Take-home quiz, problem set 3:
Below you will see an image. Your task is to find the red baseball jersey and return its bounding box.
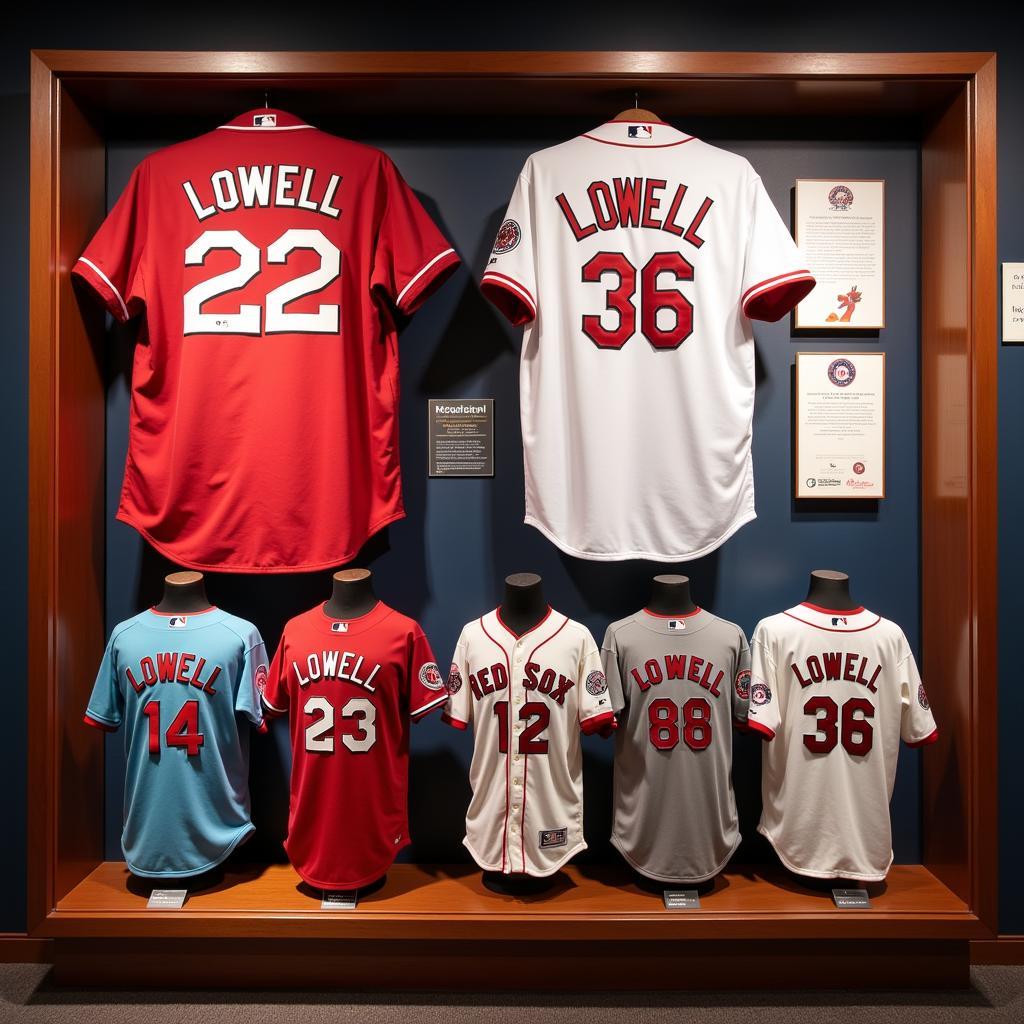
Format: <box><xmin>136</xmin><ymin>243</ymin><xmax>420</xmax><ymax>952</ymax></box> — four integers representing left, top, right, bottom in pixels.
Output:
<box><xmin>261</xmin><ymin>600</ymin><xmax>446</xmax><ymax>889</ymax></box>
<box><xmin>73</xmin><ymin>109</ymin><xmax>459</xmax><ymax>573</ymax></box>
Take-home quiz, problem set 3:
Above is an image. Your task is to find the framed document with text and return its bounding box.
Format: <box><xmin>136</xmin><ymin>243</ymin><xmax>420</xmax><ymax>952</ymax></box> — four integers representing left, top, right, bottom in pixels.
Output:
<box><xmin>795</xmin><ymin>352</ymin><xmax>885</xmax><ymax>499</ymax></box>
<box><xmin>794</xmin><ymin>179</ymin><xmax>885</xmax><ymax>330</ymax></box>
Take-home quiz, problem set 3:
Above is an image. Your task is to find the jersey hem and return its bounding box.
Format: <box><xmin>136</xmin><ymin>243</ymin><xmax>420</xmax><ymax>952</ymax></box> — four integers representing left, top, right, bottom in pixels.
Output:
<box><xmin>757</xmin><ymin>823</ymin><xmax>891</xmax><ymax>883</ymax></box>
<box><xmin>522</xmin><ymin>508</ymin><xmax>756</xmax><ymax>562</ymax></box>
<box><xmin>115</xmin><ymin>507</ymin><xmax>407</xmax><ymax>574</ymax></box>
<box><xmin>123</xmin><ymin>821</ymin><xmax>255</xmax><ymax>879</ymax></box>
<box><xmin>611</xmin><ymin>831</ymin><xmax>740</xmax><ymax>884</ymax></box>
<box><xmin>462</xmin><ymin>836</ymin><xmax>587</xmax><ymax>877</ymax></box>
<box><xmin>289</xmin><ymin>837</ymin><xmax>411</xmax><ymax>891</ymax></box>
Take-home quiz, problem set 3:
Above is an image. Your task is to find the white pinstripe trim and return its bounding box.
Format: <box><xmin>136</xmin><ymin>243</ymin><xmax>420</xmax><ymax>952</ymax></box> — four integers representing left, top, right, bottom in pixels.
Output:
<box><xmin>76</xmin><ymin>257</ymin><xmax>129</xmax><ymax>320</ymax></box>
<box><xmin>481</xmin><ymin>272</ymin><xmax>536</xmax><ymax>317</ymax></box>
<box><xmin>396</xmin><ymin>248</ymin><xmax>456</xmax><ymax>308</ymax></box>
<box><xmin>742</xmin><ymin>270</ymin><xmax>815</xmax><ymax>307</ymax></box>
<box><xmin>410</xmin><ymin>692</ymin><xmax>448</xmax><ymax>718</ymax></box>
<box><xmin>261</xmin><ymin>693</ymin><xmax>288</xmax><ymax>714</ymax></box>
<box><xmin>217</xmin><ymin>124</ymin><xmax>314</xmax><ymax>132</ymax></box>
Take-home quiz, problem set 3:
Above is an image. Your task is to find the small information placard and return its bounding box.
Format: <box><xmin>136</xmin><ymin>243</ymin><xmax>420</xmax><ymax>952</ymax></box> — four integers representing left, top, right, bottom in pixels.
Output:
<box><xmin>321</xmin><ymin>891</ymin><xmax>358</xmax><ymax>911</ymax></box>
<box><xmin>662</xmin><ymin>889</ymin><xmax>701</xmax><ymax>910</ymax></box>
<box><xmin>147</xmin><ymin>889</ymin><xmax>187</xmax><ymax>910</ymax></box>
<box><xmin>832</xmin><ymin>888</ymin><xmax>872</xmax><ymax>909</ymax></box>
<box><xmin>1002</xmin><ymin>263</ymin><xmax>1024</xmax><ymax>343</ymax></box>
<box><xmin>428</xmin><ymin>399</ymin><xmax>495</xmax><ymax>478</ymax></box>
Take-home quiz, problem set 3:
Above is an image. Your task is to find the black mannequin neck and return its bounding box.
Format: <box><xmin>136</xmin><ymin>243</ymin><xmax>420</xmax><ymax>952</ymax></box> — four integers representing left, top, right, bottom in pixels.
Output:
<box><xmin>804</xmin><ymin>570</ymin><xmax>860</xmax><ymax>611</ymax></box>
<box><xmin>500</xmin><ymin>573</ymin><xmax>548</xmax><ymax>635</ymax></box>
<box><xmin>153</xmin><ymin>571</ymin><xmax>212</xmax><ymax>614</ymax></box>
<box><xmin>646</xmin><ymin>574</ymin><xmax>698</xmax><ymax>616</ymax></box>
<box><xmin>325</xmin><ymin>569</ymin><xmax>378</xmax><ymax>619</ymax></box>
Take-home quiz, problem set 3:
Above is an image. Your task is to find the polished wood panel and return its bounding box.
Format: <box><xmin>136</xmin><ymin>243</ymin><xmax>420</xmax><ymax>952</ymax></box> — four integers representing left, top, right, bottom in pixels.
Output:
<box><xmin>50</xmin><ymin>936</ymin><xmax>969</xmax><ymax>990</ymax></box>
<box><xmin>43</xmin><ymin>862</ymin><xmax>980</xmax><ymax>941</ymax></box>
<box><xmin>0</xmin><ymin>934</ymin><xmax>53</xmax><ymax>963</ymax></box>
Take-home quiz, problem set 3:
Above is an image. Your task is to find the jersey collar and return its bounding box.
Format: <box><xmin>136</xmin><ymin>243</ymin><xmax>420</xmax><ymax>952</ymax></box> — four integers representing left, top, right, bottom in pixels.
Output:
<box><xmin>582</xmin><ymin>121</ymin><xmax>694</xmax><ymax>148</ymax></box>
<box><xmin>635</xmin><ymin>606</ymin><xmax>714</xmax><ymax>636</ymax></box>
<box><xmin>218</xmin><ymin>108</ymin><xmax>314</xmax><ymax>132</ymax></box>
<box><xmin>315</xmin><ymin>600</ymin><xmax>391</xmax><ymax>636</ymax></box>
<box><xmin>783</xmin><ymin>603</ymin><xmax>882</xmax><ymax>632</ymax></box>
<box><xmin>481</xmin><ymin>606</ymin><xmax>569</xmax><ymax>654</ymax></box>
<box><xmin>143</xmin><ymin>607</ymin><xmax>224</xmax><ymax>630</ymax></box>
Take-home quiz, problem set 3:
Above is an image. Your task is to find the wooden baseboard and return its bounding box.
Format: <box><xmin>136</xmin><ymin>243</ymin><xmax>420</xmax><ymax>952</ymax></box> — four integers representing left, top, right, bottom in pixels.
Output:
<box><xmin>971</xmin><ymin>937</ymin><xmax>1024</xmax><ymax>964</ymax></box>
<box><xmin>0</xmin><ymin>934</ymin><xmax>53</xmax><ymax>963</ymax></box>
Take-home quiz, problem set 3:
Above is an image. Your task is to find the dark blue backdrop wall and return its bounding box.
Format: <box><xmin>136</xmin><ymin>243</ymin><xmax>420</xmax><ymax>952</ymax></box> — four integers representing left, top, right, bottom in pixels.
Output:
<box><xmin>3</xmin><ymin>4</ymin><xmax>1019</xmax><ymax>936</ymax></box>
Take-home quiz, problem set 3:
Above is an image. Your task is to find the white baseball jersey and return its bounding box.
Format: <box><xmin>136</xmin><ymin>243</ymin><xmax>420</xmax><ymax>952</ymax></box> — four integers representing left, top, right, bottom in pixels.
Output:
<box><xmin>748</xmin><ymin>603</ymin><xmax>938</xmax><ymax>881</ymax></box>
<box><xmin>443</xmin><ymin>607</ymin><xmax>613</xmax><ymax>876</ymax></box>
<box><xmin>602</xmin><ymin>608</ymin><xmax>750</xmax><ymax>883</ymax></box>
<box><xmin>481</xmin><ymin>122</ymin><xmax>815</xmax><ymax>561</ymax></box>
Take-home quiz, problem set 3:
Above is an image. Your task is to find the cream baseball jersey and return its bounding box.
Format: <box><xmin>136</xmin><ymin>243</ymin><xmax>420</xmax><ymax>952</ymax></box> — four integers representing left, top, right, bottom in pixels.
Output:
<box><xmin>261</xmin><ymin>601</ymin><xmax>446</xmax><ymax>890</ymax></box>
<box><xmin>748</xmin><ymin>603</ymin><xmax>938</xmax><ymax>881</ymax></box>
<box><xmin>481</xmin><ymin>122</ymin><xmax>815</xmax><ymax>561</ymax></box>
<box><xmin>443</xmin><ymin>608</ymin><xmax>613</xmax><ymax>876</ymax></box>
<box><xmin>84</xmin><ymin>607</ymin><xmax>267</xmax><ymax>878</ymax></box>
<box><xmin>73</xmin><ymin>109</ymin><xmax>459</xmax><ymax>573</ymax></box>
<box><xmin>602</xmin><ymin>608</ymin><xmax>750</xmax><ymax>883</ymax></box>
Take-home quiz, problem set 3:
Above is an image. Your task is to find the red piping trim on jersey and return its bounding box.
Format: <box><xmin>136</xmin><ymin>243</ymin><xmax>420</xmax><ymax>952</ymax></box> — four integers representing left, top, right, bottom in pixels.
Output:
<box><xmin>480</xmin><ymin>614</ymin><xmax>514</xmax><ymax>873</ymax></box>
<box><xmin>148</xmin><ymin>605</ymin><xmax>218</xmax><ymax>617</ymax></box>
<box><xmin>481</xmin><ymin>272</ymin><xmax>537</xmax><ymax>318</ymax></box>
<box><xmin>747</xmin><ymin>719</ymin><xmax>775</xmax><ymax>740</ymax></box>
<box><xmin>581</xmin><ymin>133</ymin><xmax>695</xmax><ymax>149</ymax></box>
<box><xmin>800</xmin><ymin>601</ymin><xmax>866</xmax><ymax>615</ymax></box>
<box><xmin>580</xmin><ymin>709</ymin><xmax>615</xmax><ymax>735</ymax></box>
<box><xmin>396</xmin><ymin>248</ymin><xmax>460</xmax><ymax>313</ymax></box>
<box><xmin>83</xmin><ymin>714</ymin><xmax>117</xmax><ymax>733</ymax></box>
<box><xmin>741</xmin><ymin>269</ymin><xmax>815</xmax><ymax>306</ymax></box>
<box><xmin>442</xmin><ymin>711</ymin><xmax>468</xmax><ymax>731</ymax></box>
<box><xmin>906</xmin><ymin>728</ymin><xmax>939</xmax><ymax>748</ymax></box>
<box><xmin>496</xmin><ymin>605</ymin><xmax>553</xmax><ymax>641</ymax></box>
<box><xmin>411</xmin><ymin>692</ymin><xmax>448</xmax><ymax>720</ymax></box>
<box><xmin>642</xmin><ymin>607</ymin><xmax>703</xmax><ymax>619</ymax></box>
<box><xmin>256</xmin><ymin>720</ymin><xmax>269</xmax><ymax>734</ymax></box>
<box><xmin>783</xmin><ymin>610</ymin><xmax>882</xmax><ymax>633</ymax></box>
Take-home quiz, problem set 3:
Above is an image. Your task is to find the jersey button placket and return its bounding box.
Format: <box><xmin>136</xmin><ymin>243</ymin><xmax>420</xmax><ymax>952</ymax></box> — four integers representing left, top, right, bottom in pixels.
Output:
<box><xmin>510</xmin><ymin>640</ymin><xmax>525</xmax><ymax>869</ymax></box>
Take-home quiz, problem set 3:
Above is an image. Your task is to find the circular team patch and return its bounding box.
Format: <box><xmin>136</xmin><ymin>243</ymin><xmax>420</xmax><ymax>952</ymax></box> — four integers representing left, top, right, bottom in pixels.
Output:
<box><xmin>254</xmin><ymin>664</ymin><xmax>268</xmax><ymax>697</ymax></box>
<box><xmin>419</xmin><ymin>662</ymin><xmax>445</xmax><ymax>692</ymax></box>
<box><xmin>446</xmin><ymin>663</ymin><xmax>463</xmax><ymax>695</ymax></box>
<box><xmin>585</xmin><ymin>670</ymin><xmax>608</xmax><ymax>696</ymax></box>
<box><xmin>750</xmin><ymin>681</ymin><xmax>772</xmax><ymax>707</ymax></box>
<box><xmin>853</xmin><ymin>461</ymin><xmax>866</xmax><ymax>475</ymax></box>
<box><xmin>918</xmin><ymin>683</ymin><xmax>930</xmax><ymax>710</ymax></box>
<box><xmin>735</xmin><ymin>669</ymin><xmax>751</xmax><ymax>700</ymax></box>
<box><xmin>828</xmin><ymin>357</ymin><xmax>856</xmax><ymax>387</ymax></box>
<box><xmin>492</xmin><ymin>219</ymin><xmax>522</xmax><ymax>254</ymax></box>
<box><xmin>828</xmin><ymin>183</ymin><xmax>855</xmax><ymax>209</ymax></box>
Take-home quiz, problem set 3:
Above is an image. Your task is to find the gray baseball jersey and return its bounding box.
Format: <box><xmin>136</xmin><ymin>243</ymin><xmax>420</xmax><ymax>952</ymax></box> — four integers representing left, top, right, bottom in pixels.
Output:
<box><xmin>602</xmin><ymin>608</ymin><xmax>750</xmax><ymax>883</ymax></box>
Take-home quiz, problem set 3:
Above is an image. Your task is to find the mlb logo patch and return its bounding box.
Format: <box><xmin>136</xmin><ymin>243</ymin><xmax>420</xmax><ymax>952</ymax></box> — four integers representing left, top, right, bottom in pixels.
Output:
<box><xmin>253</xmin><ymin>114</ymin><xmax>277</xmax><ymax>127</ymax></box>
<box><xmin>667</xmin><ymin>619</ymin><xmax>685</xmax><ymax>631</ymax></box>
<box><xmin>831</xmin><ymin>617</ymin><xmax>848</xmax><ymax>627</ymax></box>
<box><xmin>168</xmin><ymin>616</ymin><xmax>187</xmax><ymax>628</ymax></box>
<box><xmin>331</xmin><ymin>622</ymin><xmax>349</xmax><ymax>633</ymax></box>
<box><xmin>628</xmin><ymin>124</ymin><xmax>653</xmax><ymax>139</ymax></box>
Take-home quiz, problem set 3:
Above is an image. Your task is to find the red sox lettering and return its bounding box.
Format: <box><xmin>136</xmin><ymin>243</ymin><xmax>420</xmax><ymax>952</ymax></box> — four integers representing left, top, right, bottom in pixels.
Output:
<box><xmin>556</xmin><ymin>178</ymin><xmax>713</xmax><ymax>246</ymax></box>
<box><xmin>182</xmin><ymin>165</ymin><xmax>342</xmax><ymax>221</ymax></box>
<box><xmin>629</xmin><ymin>653</ymin><xmax>724</xmax><ymax>698</ymax></box>
<box><xmin>790</xmin><ymin>652</ymin><xmax>882</xmax><ymax>693</ymax></box>
<box><xmin>124</xmin><ymin>651</ymin><xmax>221</xmax><ymax>696</ymax></box>
<box><xmin>292</xmin><ymin>650</ymin><xmax>381</xmax><ymax>693</ymax></box>
<box><xmin>468</xmin><ymin>661</ymin><xmax>576</xmax><ymax>707</ymax></box>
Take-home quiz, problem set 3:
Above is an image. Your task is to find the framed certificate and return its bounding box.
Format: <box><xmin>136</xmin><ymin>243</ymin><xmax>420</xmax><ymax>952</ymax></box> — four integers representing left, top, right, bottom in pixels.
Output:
<box><xmin>794</xmin><ymin>179</ymin><xmax>885</xmax><ymax>330</ymax></box>
<box><xmin>795</xmin><ymin>352</ymin><xmax>885</xmax><ymax>499</ymax></box>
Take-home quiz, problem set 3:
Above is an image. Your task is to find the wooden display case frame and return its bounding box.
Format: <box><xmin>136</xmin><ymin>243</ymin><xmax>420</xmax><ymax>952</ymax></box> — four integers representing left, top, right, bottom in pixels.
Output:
<box><xmin>27</xmin><ymin>50</ymin><xmax>998</xmax><ymax>989</ymax></box>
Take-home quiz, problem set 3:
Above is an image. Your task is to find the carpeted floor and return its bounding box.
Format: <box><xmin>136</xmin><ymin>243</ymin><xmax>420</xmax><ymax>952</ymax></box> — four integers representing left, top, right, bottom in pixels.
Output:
<box><xmin>3</xmin><ymin>964</ymin><xmax>1024</xmax><ymax>1023</ymax></box>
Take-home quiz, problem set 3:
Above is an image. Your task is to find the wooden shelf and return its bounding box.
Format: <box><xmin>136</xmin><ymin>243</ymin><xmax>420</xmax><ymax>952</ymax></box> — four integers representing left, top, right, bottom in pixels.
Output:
<box><xmin>45</xmin><ymin>861</ymin><xmax>982</xmax><ymax>940</ymax></box>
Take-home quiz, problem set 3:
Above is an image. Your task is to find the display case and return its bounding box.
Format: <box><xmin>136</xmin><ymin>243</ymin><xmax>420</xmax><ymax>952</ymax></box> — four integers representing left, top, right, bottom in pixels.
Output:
<box><xmin>28</xmin><ymin>49</ymin><xmax>998</xmax><ymax>989</ymax></box>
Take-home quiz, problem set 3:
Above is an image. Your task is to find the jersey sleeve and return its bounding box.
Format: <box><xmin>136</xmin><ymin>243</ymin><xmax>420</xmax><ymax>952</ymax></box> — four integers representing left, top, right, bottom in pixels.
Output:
<box><xmin>480</xmin><ymin>169</ymin><xmax>537</xmax><ymax>326</ymax></box>
<box><xmin>747</xmin><ymin>622</ymin><xmax>780</xmax><ymax>740</ymax></box>
<box><xmin>371</xmin><ymin>155</ymin><xmax>460</xmax><ymax>316</ymax></box>
<box><xmin>71</xmin><ymin>160</ymin><xmax>150</xmax><ymax>323</ymax></box>
<box><xmin>442</xmin><ymin>629</ymin><xmax>472</xmax><ymax>731</ymax></box>
<box><xmin>740</xmin><ymin>172</ymin><xmax>815</xmax><ymax>323</ymax></box>
<box><xmin>84</xmin><ymin>633</ymin><xmax>124</xmax><ymax>732</ymax></box>
<box><xmin>601</xmin><ymin>626</ymin><xmax>627</xmax><ymax>717</ymax></box>
<box><xmin>409</xmin><ymin>627</ymin><xmax>447</xmax><ymax>721</ymax></box>
<box><xmin>733</xmin><ymin>633</ymin><xmax>752</xmax><ymax>730</ymax></box>
<box><xmin>579</xmin><ymin>636</ymin><xmax>615</xmax><ymax>736</ymax></box>
<box><xmin>237</xmin><ymin>632</ymin><xmax>269</xmax><ymax>733</ymax></box>
<box><xmin>898</xmin><ymin>640</ymin><xmax>939</xmax><ymax>747</ymax></box>
<box><xmin>261</xmin><ymin>633</ymin><xmax>291</xmax><ymax>719</ymax></box>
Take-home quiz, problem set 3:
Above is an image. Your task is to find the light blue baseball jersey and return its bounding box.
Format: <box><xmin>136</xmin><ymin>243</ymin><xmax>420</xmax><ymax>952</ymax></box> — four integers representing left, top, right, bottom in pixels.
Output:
<box><xmin>84</xmin><ymin>607</ymin><xmax>268</xmax><ymax>878</ymax></box>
